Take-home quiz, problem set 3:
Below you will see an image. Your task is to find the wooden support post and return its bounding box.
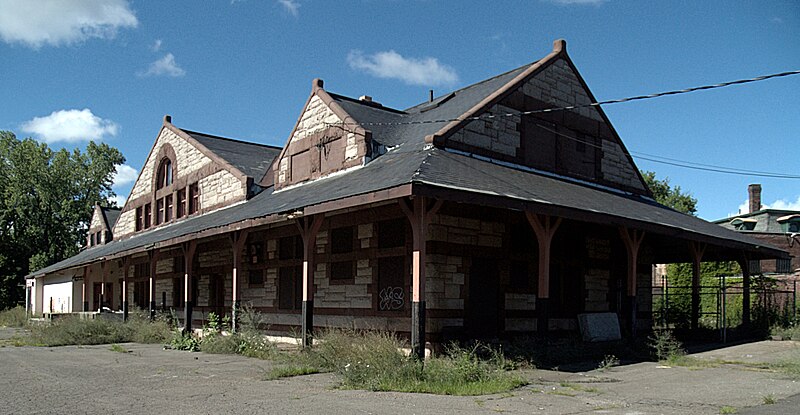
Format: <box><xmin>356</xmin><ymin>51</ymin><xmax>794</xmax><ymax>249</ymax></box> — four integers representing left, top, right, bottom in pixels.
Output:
<box><xmin>526</xmin><ymin>212</ymin><xmax>561</xmax><ymax>336</ymax></box>
<box><xmin>82</xmin><ymin>266</ymin><xmax>89</xmax><ymax>312</ymax></box>
<box><xmin>230</xmin><ymin>230</ymin><xmax>249</xmax><ymax>333</ymax></box>
<box><xmin>100</xmin><ymin>261</ymin><xmax>107</xmax><ymax>312</ymax></box>
<box><xmin>619</xmin><ymin>227</ymin><xmax>646</xmax><ymax>337</ymax></box>
<box><xmin>736</xmin><ymin>253</ymin><xmax>751</xmax><ymax>329</ymax></box>
<box><xmin>148</xmin><ymin>249</ymin><xmax>160</xmax><ymax>320</ymax></box>
<box><xmin>400</xmin><ymin>196</ymin><xmax>442</xmax><ymax>360</ymax></box>
<box><xmin>182</xmin><ymin>241</ymin><xmax>197</xmax><ymax>332</ymax></box>
<box><xmin>297</xmin><ymin>215</ymin><xmax>324</xmax><ymax>348</ymax></box>
<box><xmin>122</xmin><ymin>257</ymin><xmax>130</xmax><ymax>322</ymax></box>
<box><xmin>688</xmin><ymin>241</ymin><xmax>706</xmax><ymax>331</ymax></box>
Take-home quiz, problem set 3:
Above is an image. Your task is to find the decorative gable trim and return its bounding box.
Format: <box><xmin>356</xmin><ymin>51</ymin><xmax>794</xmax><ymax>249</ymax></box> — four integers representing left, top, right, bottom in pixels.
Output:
<box><xmin>425</xmin><ymin>39</ymin><xmax>652</xmax><ymax>197</ymax></box>
<box><xmin>272</xmin><ymin>79</ymin><xmax>372</xmax><ymax>190</ymax></box>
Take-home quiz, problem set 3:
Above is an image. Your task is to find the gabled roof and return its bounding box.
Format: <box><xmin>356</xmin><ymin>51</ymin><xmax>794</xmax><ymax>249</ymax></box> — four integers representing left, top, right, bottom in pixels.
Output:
<box><xmin>28</xmin><ymin>39</ymin><xmax>789</xmax><ymax>278</ymax></box>
<box><xmin>101</xmin><ymin>206</ymin><xmax>122</xmax><ymax>230</ymax></box>
<box><xmin>328</xmin><ymin>64</ymin><xmax>530</xmax><ymax>148</ymax></box>
<box><xmin>181</xmin><ymin>129</ymin><xmax>282</xmax><ymax>181</ymax></box>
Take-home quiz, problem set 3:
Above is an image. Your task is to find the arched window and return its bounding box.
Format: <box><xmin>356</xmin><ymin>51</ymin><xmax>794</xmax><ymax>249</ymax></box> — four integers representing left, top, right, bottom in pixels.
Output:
<box><xmin>156</xmin><ymin>158</ymin><xmax>173</xmax><ymax>189</ymax></box>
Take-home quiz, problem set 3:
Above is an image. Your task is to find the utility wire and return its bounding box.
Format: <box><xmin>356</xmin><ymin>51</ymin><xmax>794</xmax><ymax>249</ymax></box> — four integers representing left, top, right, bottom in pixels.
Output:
<box><xmin>325</xmin><ymin>68</ymin><xmax>800</xmax><ymax>178</ymax></box>
<box><xmin>328</xmin><ymin>69</ymin><xmax>800</xmax><ymax>127</ymax></box>
<box><xmin>534</xmin><ymin>123</ymin><xmax>800</xmax><ymax>179</ymax></box>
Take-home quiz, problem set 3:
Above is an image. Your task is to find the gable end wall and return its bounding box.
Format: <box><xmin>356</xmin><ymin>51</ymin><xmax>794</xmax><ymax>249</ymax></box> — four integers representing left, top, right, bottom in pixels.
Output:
<box><xmin>447</xmin><ymin>58</ymin><xmax>645</xmax><ymax>193</ymax></box>
<box><xmin>114</xmin><ymin>127</ymin><xmax>246</xmax><ymax>238</ymax></box>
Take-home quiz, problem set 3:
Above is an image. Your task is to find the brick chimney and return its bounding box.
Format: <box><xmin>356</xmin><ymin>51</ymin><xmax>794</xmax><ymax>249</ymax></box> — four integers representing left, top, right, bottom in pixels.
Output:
<box><xmin>748</xmin><ymin>184</ymin><xmax>762</xmax><ymax>213</ymax></box>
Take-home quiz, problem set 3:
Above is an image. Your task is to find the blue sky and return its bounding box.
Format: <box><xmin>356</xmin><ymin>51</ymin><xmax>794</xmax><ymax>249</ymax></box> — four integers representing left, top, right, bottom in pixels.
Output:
<box><xmin>0</xmin><ymin>0</ymin><xmax>798</xmax><ymax>220</ymax></box>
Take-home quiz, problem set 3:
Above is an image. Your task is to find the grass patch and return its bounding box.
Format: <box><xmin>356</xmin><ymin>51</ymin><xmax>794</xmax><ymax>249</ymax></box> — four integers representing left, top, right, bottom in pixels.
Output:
<box><xmin>285</xmin><ymin>329</ymin><xmax>526</xmax><ymax>395</ymax></box>
<box><xmin>23</xmin><ymin>313</ymin><xmax>172</xmax><ymax>347</ymax></box>
<box><xmin>762</xmin><ymin>394</ymin><xmax>776</xmax><ymax>405</ymax></box>
<box><xmin>109</xmin><ymin>344</ymin><xmax>129</xmax><ymax>353</ymax></box>
<box><xmin>719</xmin><ymin>405</ymin><xmax>737</xmax><ymax>414</ymax></box>
<box><xmin>771</xmin><ymin>323</ymin><xmax>800</xmax><ymax>341</ymax></box>
<box><xmin>559</xmin><ymin>382</ymin><xmax>600</xmax><ymax>394</ymax></box>
<box><xmin>265</xmin><ymin>365</ymin><xmax>321</xmax><ymax>380</ymax></box>
<box><xmin>0</xmin><ymin>307</ymin><xmax>27</xmax><ymax>327</ymax></box>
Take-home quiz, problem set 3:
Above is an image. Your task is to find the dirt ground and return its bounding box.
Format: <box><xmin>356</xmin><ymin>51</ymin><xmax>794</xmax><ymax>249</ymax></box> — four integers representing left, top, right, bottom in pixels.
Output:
<box><xmin>1</xmin><ymin>328</ymin><xmax>798</xmax><ymax>414</ymax></box>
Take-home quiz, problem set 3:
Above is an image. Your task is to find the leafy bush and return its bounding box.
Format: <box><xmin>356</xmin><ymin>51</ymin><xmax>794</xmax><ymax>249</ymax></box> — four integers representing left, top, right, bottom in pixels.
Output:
<box><xmin>169</xmin><ymin>331</ymin><xmax>200</xmax><ymax>351</ymax></box>
<box><xmin>648</xmin><ymin>329</ymin><xmax>685</xmax><ymax>362</ymax></box>
<box><xmin>771</xmin><ymin>323</ymin><xmax>800</xmax><ymax>341</ymax></box>
<box><xmin>200</xmin><ymin>332</ymin><xmax>239</xmax><ymax>354</ymax></box>
<box><xmin>0</xmin><ymin>306</ymin><xmax>27</xmax><ymax>327</ymax></box>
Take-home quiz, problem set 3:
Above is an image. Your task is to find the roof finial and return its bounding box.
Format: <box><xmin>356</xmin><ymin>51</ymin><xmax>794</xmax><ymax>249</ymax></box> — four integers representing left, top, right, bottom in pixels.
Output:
<box><xmin>163</xmin><ymin>114</ymin><xmax>172</xmax><ymax>124</ymax></box>
<box><xmin>312</xmin><ymin>78</ymin><xmax>324</xmax><ymax>92</ymax></box>
<box><xmin>553</xmin><ymin>38</ymin><xmax>566</xmax><ymax>53</ymax></box>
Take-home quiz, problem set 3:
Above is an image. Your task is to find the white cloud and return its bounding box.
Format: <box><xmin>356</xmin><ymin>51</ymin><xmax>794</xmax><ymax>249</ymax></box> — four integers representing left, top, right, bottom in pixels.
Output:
<box><xmin>733</xmin><ymin>196</ymin><xmax>800</xmax><ymax>216</ymax></box>
<box><xmin>347</xmin><ymin>50</ymin><xmax>459</xmax><ymax>86</ymax></box>
<box><xmin>0</xmin><ymin>0</ymin><xmax>138</xmax><ymax>48</ymax></box>
<box><xmin>112</xmin><ymin>164</ymin><xmax>138</xmax><ymax>187</ymax></box>
<box><xmin>21</xmin><ymin>109</ymin><xmax>119</xmax><ymax>143</ymax></box>
<box><xmin>277</xmin><ymin>0</ymin><xmax>300</xmax><ymax>16</ymax></box>
<box><xmin>766</xmin><ymin>196</ymin><xmax>800</xmax><ymax>211</ymax></box>
<box><xmin>139</xmin><ymin>53</ymin><xmax>186</xmax><ymax>77</ymax></box>
<box><xmin>545</xmin><ymin>0</ymin><xmax>607</xmax><ymax>5</ymax></box>
<box><xmin>109</xmin><ymin>194</ymin><xmax>127</xmax><ymax>208</ymax></box>
<box><xmin>150</xmin><ymin>39</ymin><xmax>162</xmax><ymax>52</ymax></box>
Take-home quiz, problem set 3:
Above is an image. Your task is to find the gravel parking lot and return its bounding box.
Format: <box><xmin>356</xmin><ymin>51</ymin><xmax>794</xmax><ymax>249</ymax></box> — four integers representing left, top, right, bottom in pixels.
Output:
<box><xmin>1</xmin><ymin>328</ymin><xmax>799</xmax><ymax>414</ymax></box>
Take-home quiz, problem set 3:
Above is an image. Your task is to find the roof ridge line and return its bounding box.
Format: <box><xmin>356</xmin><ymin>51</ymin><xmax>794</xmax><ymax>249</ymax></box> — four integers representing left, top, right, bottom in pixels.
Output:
<box><xmin>180</xmin><ymin>127</ymin><xmax>282</xmax><ymax>150</ymax></box>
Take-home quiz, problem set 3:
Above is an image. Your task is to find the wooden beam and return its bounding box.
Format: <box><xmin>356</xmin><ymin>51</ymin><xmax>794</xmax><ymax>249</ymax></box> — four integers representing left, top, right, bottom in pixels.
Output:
<box><xmin>182</xmin><ymin>241</ymin><xmax>197</xmax><ymax>332</ymax></box>
<box><xmin>229</xmin><ymin>229</ymin><xmax>249</xmax><ymax>333</ymax></box>
<box><xmin>737</xmin><ymin>252</ymin><xmax>751</xmax><ymax>328</ymax></box>
<box><xmin>100</xmin><ymin>261</ymin><xmax>108</xmax><ymax>312</ymax></box>
<box><xmin>148</xmin><ymin>249</ymin><xmax>161</xmax><ymax>320</ymax></box>
<box><xmin>297</xmin><ymin>214</ymin><xmax>324</xmax><ymax>348</ymax></box>
<box><xmin>525</xmin><ymin>212</ymin><xmax>561</xmax><ymax>335</ymax></box>
<box><xmin>619</xmin><ymin>227</ymin><xmax>646</xmax><ymax>336</ymax></box>
<box><xmin>82</xmin><ymin>266</ymin><xmax>89</xmax><ymax>312</ymax></box>
<box><xmin>121</xmin><ymin>257</ymin><xmax>130</xmax><ymax>322</ymax></box>
<box><xmin>400</xmin><ymin>196</ymin><xmax>441</xmax><ymax>360</ymax></box>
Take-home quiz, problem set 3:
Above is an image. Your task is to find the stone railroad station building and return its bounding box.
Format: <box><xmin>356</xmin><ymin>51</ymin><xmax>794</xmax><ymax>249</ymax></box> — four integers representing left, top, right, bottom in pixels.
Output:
<box><xmin>26</xmin><ymin>40</ymin><xmax>788</xmax><ymax>357</ymax></box>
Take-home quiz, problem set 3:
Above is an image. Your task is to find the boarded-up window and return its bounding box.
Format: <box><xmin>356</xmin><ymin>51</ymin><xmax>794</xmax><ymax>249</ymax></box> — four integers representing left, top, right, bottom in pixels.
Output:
<box><xmin>248</xmin><ymin>242</ymin><xmax>264</xmax><ymax>264</ymax></box>
<box><xmin>172</xmin><ymin>277</ymin><xmax>184</xmax><ymax>307</ymax></box>
<box><xmin>331</xmin><ymin>226</ymin><xmax>354</xmax><ymax>254</ymax></box>
<box><xmin>319</xmin><ymin>136</ymin><xmax>344</xmax><ymax>174</ymax></box>
<box><xmin>377</xmin><ymin>256</ymin><xmax>405</xmax><ymax>311</ymax></box>
<box><xmin>509</xmin><ymin>260</ymin><xmax>532</xmax><ymax>291</ymax></box>
<box><xmin>330</xmin><ymin>261</ymin><xmax>354</xmax><ymax>281</ymax></box>
<box><xmin>208</xmin><ymin>274</ymin><xmax>225</xmax><ymax>308</ymax></box>
<box><xmin>278</xmin><ymin>265</ymin><xmax>302</xmax><ymax>310</ymax></box>
<box><xmin>378</xmin><ymin>218</ymin><xmax>406</xmax><ymax>248</ymax></box>
<box><xmin>777</xmin><ymin>259</ymin><xmax>792</xmax><ymax>274</ymax></box>
<box><xmin>248</xmin><ymin>269</ymin><xmax>264</xmax><ymax>285</ymax></box>
<box><xmin>279</xmin><ymin>235</ymin><xmax>303</xmax><ymax>260</ymax></box>
<box><xmin>291</xmin><ymin>150</ymin><xmax>311</xmax><ymax>182</ymax></box>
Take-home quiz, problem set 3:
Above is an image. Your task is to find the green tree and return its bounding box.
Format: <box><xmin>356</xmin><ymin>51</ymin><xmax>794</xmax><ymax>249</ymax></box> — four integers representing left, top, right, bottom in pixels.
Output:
<box><xmin>641</xmin><ymin>170</ymin><xmax>740</xmax><ymax>327</ymax></box>
<box><xmin>641</xmin><ymin>170</ymin><xmax>697</xmax><ymax>215</ymax></box>
<box><xmin>0</xmin><ymin>132</ymin><xmax>124</xmax><ymax>308</ymax></box>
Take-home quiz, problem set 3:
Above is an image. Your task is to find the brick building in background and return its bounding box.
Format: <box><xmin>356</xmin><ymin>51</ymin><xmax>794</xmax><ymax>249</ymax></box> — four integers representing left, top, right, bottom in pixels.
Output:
<box><xmin>715</xmin><ymin>184</ymin><xmax>800</xmax><ymax>277</ymax></box>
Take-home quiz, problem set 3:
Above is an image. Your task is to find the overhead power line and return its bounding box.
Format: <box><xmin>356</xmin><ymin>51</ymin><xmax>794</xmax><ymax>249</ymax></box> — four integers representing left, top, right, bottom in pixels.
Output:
<box><xmin>534</xmin><ymin>123</ymin><xmax>800</xmax><ymax>179</ymax></box>
<box><xmin>325</xmin><ymin>68</ymin><xmax>800</xmax><ymax>179</ymax></box>
<box><xmin>329</xmin><ymin>69</ymin><xmax>800</xmax><ymax>127</ymax></box>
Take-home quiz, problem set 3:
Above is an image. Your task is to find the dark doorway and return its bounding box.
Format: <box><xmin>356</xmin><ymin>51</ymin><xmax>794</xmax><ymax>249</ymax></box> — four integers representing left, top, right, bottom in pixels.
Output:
<box><xmin>466</xmin><ymin>258</ymin><xmax>500</xmax><ymax>338</ymax></box>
